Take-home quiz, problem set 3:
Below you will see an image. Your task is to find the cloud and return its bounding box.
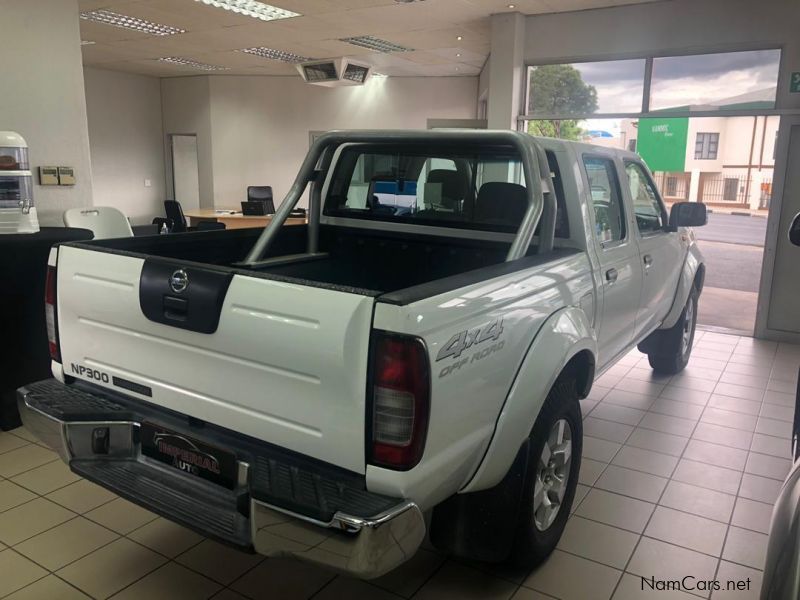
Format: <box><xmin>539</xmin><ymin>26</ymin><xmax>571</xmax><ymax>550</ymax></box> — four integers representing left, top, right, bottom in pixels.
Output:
<box><xmin>651</xmin><ymin>49</ymin><xmax>780</xmax><ymax>81</ymax></box>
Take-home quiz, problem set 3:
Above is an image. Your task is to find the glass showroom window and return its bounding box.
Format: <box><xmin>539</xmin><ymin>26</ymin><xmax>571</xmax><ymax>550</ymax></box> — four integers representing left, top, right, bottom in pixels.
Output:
<box><xmin>650</xmin><ymin>49</ymin><xmax>781</xmax><ymax>112</ymax></box>
<box><xmin>695</xmin><ymin>132</ymin><xmax>719</xmax><ymax>160</ymax></box>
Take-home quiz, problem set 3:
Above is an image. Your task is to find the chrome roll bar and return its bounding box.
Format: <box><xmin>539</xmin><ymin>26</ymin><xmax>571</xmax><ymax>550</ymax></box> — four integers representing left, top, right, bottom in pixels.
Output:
<box><xmin>241</xmin><ymin>129</ymin><xmax>557</xmax><ymax>266</ymax></box>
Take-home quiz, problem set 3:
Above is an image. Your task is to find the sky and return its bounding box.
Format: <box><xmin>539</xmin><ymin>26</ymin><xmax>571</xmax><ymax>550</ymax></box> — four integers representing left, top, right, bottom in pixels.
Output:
<box><xmin>532</xmin><ymin>49</ymin><xmax>781</xmax><ymax>139</ymax></box>
<box><xmin>531</xmin><ymin>49</ymin><xmax>780</xmax><ymax>116</ymax></box>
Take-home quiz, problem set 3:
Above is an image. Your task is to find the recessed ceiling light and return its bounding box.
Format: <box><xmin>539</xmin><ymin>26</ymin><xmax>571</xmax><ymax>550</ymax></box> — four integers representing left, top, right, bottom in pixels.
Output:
<box><xmin>340</xmin><ymin>36</ymin><xmax>412</xmax><ymax>53</ymax></box>
<box><xmin>456</xmin><ymin>35</ymin><xmax>463</xmax><ymax>41</ymax></box>
<box><xmin>194</xmin><ymin>0</ymin><xmax>300</xmax><ymax>21</ymax></box>
<box><xmin>508</xmin><ymin>3</ymin><xmax>516</xmax><ymax>8</ymax></box>
<box><xmin>80</xmin><ymin>40</ymin><xmax>96</xmax><ymax>46</ymax></box>
<box><xmin>456</xmin><ymin>53</ymin><xmax>461</xmax><ymax>57</ymax></box>
<box><xmin>80</xmin><ymin>10</ymin><xmax>186</xmax><ymax>36</ymax></box>
<box><xmin>238</xmin><ymin>47</ymin><xmax>310</xmax><ymax>63</ymax></box>
<box><xmin>159</xmin><ymin>57</ymin><xmax>230</xmax><ymax>71</ymax></box>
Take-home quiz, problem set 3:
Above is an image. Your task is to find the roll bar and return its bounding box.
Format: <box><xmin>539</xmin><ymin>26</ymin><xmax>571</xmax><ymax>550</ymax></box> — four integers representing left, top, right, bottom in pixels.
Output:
<box><xmin>241</xmin><ymin>129</ymin><xmax>557</xmax><ymax>267</ymax></box>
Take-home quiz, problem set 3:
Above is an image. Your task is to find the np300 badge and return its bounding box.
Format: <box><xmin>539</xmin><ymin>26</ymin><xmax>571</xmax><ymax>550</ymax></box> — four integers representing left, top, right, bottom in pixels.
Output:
<box><xmin>169</xmin><ymin>269</ymin><xmax>189</xmax><ymax>293</ymax></box>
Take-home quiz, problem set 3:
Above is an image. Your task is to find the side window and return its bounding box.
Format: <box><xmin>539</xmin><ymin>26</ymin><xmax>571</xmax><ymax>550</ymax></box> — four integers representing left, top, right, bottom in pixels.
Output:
<box><xmin>583</xmin><ymin>156</ymin><xmax>625</xmax><ymax>244</ymax></box>
<box><xmin>625</xmin><ymin>162</ymin><xmax>666</xmax><ymax>234</ymax></box>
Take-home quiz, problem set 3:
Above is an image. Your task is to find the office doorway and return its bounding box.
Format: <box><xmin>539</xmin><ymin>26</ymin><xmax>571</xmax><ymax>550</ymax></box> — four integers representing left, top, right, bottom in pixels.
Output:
<box><xmin>169</xmin><ymin>134</ymin><xmax>200</xmax><ymax>211</ymax></box>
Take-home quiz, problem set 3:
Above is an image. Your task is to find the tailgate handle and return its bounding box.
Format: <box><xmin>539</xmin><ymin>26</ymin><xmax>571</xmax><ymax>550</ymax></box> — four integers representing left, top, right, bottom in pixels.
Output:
<box><xmin>140</xmin><ymin>259</ymin><xmax>233</xmax><ymax>334</ymax></box>
<box><xmin>163</xmin><ymin>295</ymin><xmax>188</xmax><ymax>321</ymax></box>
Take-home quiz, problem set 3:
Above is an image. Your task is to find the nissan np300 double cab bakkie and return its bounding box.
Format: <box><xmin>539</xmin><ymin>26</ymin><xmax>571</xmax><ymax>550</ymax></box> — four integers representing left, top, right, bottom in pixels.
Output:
<box><xmin>19</xmin><ymin>130</ymin><xmax>706</xmax><ymax>578</ymax></box>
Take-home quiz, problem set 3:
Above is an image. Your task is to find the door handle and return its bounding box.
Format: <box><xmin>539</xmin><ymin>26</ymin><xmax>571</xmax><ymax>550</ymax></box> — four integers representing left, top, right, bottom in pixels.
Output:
<box><xmin>643</xmin><ymin>254</ymin><xmax>654</xmax><ymax>268</ymax></box>
<box><xmin>605</xmin><ymin>268</ymin><xmax>618</xmax><ymax>283</ymax></box>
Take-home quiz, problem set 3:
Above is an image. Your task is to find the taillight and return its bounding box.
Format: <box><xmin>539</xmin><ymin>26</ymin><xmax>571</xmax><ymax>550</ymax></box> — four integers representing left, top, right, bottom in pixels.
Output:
<box><xmin>369</xmin><ymin>332</ymin><xmax>430</xmax><ymax>470</ymax></box>
<box><xmin>45</xmin><ymin>265</ymin><xmax>60</xmax><ymax>362</ymax></box>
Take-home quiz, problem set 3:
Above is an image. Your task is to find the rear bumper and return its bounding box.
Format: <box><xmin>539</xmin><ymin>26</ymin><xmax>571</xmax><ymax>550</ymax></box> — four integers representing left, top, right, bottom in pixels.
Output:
<box><xmin>17</xmin><ymin>379</ymin><xmax>425</xmax><ymax>579</ymax></box>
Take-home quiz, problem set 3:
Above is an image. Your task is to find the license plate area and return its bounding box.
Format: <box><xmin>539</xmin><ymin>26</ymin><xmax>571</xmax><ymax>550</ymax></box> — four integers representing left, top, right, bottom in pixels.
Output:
<box><xmin>140</xmin><ymin>422</ymin><xmax>237</xmax><ymax>489</ymax></box>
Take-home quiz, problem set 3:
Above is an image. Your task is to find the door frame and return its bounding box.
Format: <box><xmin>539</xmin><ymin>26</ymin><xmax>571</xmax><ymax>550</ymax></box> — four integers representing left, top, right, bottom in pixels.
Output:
<box><xmin>756</xmin><ymin>115</ymin><xmax>800</xmax><ymax>343</ymax></box>
<box><xmin>166</xmin><ymin>133</ymin><xmax>198</xmax><ymax>202</ymax></box>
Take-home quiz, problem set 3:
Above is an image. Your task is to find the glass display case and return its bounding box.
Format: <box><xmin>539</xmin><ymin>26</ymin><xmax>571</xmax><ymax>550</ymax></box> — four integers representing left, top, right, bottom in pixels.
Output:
<box><xmin>0</xmin><ymin>132</ymin><xmax>38</xmax><ymax>234</ymax></box>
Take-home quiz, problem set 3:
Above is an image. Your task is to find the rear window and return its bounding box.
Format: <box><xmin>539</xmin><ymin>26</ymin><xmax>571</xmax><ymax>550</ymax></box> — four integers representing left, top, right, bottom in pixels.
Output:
<box><xmin>324</xmin><ymin>144</ymin><xmax>568</xmax><ymax>237</ymax></box>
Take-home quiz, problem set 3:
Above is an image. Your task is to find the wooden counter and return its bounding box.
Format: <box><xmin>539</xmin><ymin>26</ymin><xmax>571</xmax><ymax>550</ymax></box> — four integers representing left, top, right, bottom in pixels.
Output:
<box><xmin>184</xmin><ymin>209</ymin><xmax>306</xmax><ymax>230</ymax></box>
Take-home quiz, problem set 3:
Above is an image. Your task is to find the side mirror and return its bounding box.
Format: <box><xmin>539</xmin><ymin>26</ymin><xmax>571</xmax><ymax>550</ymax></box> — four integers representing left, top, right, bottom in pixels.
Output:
<box><xmin>669</xmin><ymin>202</ymin><xmax>708</xmax><ymax>228</ymax></box>
<box><xmin>790</xmin><ymin>213</ymin><xmax>800</xmax><ymax>246</ymax></box>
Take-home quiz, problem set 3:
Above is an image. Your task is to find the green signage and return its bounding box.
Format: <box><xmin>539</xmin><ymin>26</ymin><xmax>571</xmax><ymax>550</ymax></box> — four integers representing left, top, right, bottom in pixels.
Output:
<box><xmin>637</xmin><ymin>117</ymin><xmax>689</xmax><ymax>172</ymax></box>
<box><xmin>791</xmin><ymin>72</ymin><xmax>800</xmax><ymax>94</ymax></box>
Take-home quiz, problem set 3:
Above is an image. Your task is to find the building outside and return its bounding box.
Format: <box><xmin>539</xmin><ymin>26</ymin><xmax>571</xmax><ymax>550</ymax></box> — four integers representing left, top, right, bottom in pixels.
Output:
<box><xmin>582</xmin><ymin>89</ymin><xmax>779</xmax><ymax>210</ymax></box>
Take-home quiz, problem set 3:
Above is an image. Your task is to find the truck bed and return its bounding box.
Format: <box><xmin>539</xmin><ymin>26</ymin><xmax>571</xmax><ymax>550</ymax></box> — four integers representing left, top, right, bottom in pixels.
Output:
<box><xmin>76</xmin><ymin>225</ymin><xmax>537</xmax><ymax>296</ymax></box>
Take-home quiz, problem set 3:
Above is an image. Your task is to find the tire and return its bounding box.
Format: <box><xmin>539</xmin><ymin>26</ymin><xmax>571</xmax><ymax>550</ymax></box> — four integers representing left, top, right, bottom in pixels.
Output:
<box><xmin>646</xmin><ymin>287</ymin><xmax>698</xmax><ymax>375</ymax></box>
<box><xmin>509</xmin><ymin>376</ymin><xmax>582</xmax><ymax>568</ymax></box>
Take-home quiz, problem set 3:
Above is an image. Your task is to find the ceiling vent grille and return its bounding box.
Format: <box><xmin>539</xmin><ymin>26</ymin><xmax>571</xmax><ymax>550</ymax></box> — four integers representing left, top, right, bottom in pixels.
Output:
<box><xmin>340</xmin><ymin>36</ymin><xmax>412</xmax><ymax>53</ymax></box>
<box><xmin>296</xmin><ymin>58</ymin><xmax>373</xmax><ymax>87</ymax></box>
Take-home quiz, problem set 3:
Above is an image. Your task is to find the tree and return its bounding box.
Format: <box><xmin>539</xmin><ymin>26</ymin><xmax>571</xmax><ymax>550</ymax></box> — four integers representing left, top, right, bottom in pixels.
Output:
<box><xmin>527</xmin><ymin>64</ymin><xmax>598</xmax><ymax>140</ymax></box>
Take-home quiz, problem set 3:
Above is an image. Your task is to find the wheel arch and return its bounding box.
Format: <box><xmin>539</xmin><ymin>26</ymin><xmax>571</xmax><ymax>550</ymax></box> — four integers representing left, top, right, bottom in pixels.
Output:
<box><xmin>662</xmin><ymin>243</ymin><xmax>704</xmax><ymax>329</ymax></box>
<box><xmin>460</xmin><ymin>306</ymin><xmax>597</xmax><ymax>494</ymax></box>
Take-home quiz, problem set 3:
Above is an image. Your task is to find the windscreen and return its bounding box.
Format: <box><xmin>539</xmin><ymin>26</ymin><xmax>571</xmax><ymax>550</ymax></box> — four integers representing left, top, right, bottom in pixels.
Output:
<box><xmin>323</xmin><ymin>145</ymin><xmax>531</xmax><ymax>233</ymax></box>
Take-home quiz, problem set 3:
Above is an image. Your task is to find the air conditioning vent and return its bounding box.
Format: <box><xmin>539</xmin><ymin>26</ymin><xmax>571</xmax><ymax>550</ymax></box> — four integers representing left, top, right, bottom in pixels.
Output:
<box><xmin>303</xmin><ymin>62</ymin><xmax>338</xmax><ymax>82</ymax></box>
<box><xmin>296</xmin><ymin>58</ymin><xmax>373</xmax><ymax>87</ymax></box>
<box><xmin>343</xmin><ymin>63</ymin><xmax>369</xmax><ymax>83</ymax></box>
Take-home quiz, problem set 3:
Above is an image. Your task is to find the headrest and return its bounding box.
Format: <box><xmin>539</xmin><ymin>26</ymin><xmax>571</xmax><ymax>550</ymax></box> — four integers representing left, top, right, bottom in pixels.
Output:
<box><xmin>475</xmin><ymin>182</ymin><xmax>528</xmax><ymax>224</ymax></box>
<box><xmin>428</xmin><ymin>170</ymin><xmax>467</xmax><ymax>208</ymax></box>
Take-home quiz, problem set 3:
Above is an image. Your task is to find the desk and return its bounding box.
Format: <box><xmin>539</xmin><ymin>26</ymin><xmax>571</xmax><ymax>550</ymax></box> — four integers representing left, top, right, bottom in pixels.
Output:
<box><xmin>184</xmin><ymin>209</ymin><xmax>307</xmax><ymax>230</ymax></box>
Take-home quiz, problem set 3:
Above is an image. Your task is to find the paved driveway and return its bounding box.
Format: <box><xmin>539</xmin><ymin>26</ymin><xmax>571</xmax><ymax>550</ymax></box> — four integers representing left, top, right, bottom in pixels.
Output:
<box><xmin>692</xmin><ymin>213</ymin><xmax>766</xmax><ymax>333</ymax></box>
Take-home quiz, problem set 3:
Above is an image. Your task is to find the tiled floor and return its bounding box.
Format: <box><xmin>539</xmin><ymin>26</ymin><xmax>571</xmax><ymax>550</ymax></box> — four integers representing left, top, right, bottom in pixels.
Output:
<box><xmin>0</xmin><ymin>329</ymin><xmax>797</xmax><ymax>599</ymax></box>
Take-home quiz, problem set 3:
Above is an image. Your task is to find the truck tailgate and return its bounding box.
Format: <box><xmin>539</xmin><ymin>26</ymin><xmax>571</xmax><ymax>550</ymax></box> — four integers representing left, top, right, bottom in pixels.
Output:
<box><xmin>56</xmin><ymin>245</ymin><xmax>374</xmax><ymax>473</ymax></box>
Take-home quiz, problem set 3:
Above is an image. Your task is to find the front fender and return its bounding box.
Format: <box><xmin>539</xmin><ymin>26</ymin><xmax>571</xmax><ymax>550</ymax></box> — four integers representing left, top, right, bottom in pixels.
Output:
<box><xmin>662</xmin><ymin>241</ymin><xmax>704</xmax><ymax>329</ymax></box>
<box><xmin>461</xmin><ymin>306</ymin><xmax>597</xmax><ymax>493</ymax></box>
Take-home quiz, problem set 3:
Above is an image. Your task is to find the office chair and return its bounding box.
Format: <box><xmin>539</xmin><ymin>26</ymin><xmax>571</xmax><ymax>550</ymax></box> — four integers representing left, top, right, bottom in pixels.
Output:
<box><xmin>63</xmin><ymin>207</ymin><xmax>134</xmax><ymax>239</ymax></box>
<box><xmin>164</xmin><ymin>200</ymin><xmax>188</xmax><ymax>233</ymax></box>
<box><xmin>247</xmin><ymin>186</ymin><xmax>276</xmax><ymax>214</ymax></box>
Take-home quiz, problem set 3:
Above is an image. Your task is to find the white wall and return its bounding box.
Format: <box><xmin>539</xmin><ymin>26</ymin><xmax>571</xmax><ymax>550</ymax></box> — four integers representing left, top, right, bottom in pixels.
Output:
<box><xmin>84</xmin><ymin>68</ymin><xmax>166</xmax><ymax>224</ymax></box>
<box><xmin>161</xmin><ymin>75</ymin><xmax>478</xmax><ymax>209</ymax></box>
<box><xmin>161</xmin><ymin>77</ymin><xmax>215</xmax><ymax>208</ymax></box>
<box><xmin>0</xmin><ymin>0</ymin><xmax>93</xmax><ymax>226</ymax></box>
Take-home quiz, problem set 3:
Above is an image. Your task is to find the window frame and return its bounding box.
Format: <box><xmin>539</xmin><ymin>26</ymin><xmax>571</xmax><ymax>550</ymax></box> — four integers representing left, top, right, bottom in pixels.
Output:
<box><xmin>582</xmin><ymin>152</ymin><xmax>628</xmax><ymax>249</ymax></box>
<box><xmin>623</xmin><ymin>159</ymin><xmax>670</xmax><ymax>237</ymax></box>
<box><xmin>519</xmin><ymin>48</ymin><xmax>782</xmax><ymax>125</ymax></box>
<box><xmin>695</xmin><ymin>132</ymin><xmax>720</xmax><ymax>160</ymax></box>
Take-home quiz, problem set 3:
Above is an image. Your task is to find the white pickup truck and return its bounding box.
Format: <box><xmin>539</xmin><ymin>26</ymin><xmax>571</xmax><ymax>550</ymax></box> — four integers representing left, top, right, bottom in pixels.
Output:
<box><xmin>19</xmin><ymin>130</ymin><xmax>706</xmax><ymax>578</ymax></box>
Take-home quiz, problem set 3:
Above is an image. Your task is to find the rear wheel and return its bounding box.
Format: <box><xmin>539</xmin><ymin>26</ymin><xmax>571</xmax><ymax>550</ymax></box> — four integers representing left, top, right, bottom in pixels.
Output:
<box><xmin>646</xmin><ymin>288</ymin><xmax>698</xmax><ymax>375</ymax></box>
<box><xmin>509</xmin><ymin>377</ymin><xmax>582</xmax><ymax>567</ymax></box>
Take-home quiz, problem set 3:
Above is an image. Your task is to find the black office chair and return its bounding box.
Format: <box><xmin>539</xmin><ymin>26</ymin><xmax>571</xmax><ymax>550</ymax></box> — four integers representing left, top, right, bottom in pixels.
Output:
<box><xmin>247</xmin><ymin>186</ymin><xmax>276</xmax><ymax>214</ymax></box>
<box><xmin>164</xmin><ymin>200</ymin><xmax>189</xmax><ymax>233</ymax></box>
<box><xmin>132</xmin><ymin>224</ymin><xmax>159</xmax><ymax>236</ymax></box>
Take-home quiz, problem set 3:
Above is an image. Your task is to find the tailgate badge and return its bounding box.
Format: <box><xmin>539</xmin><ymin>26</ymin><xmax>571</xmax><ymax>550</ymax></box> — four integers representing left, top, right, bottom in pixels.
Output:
<box><xmin>169</xmin><ymin>269</ymin><xmax>189</xmax><ymax>293</ymax></box>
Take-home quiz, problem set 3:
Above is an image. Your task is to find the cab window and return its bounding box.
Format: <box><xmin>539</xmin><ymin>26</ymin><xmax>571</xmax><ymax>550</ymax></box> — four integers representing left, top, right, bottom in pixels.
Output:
<box><xmin>583</xmin><ymin>156</ymin><xmax>625</xmax><ymax>244</ymax></box>
<box><xmin>626</xmin><ymin>161</ymin><xmax>666</xmax><ymax>234</ymax></box>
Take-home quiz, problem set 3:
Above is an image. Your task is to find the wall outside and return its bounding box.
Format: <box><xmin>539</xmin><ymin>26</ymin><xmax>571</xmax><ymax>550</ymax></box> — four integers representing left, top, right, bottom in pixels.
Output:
<box><xmin>84</xmin><ymin>68</ymin><xmax>166</xmax><ymax>225</ymax></box>
<box><xmin>1</xmin><ymin>0</ymin><xmax>93</xmax><ymax>226</ymax></box>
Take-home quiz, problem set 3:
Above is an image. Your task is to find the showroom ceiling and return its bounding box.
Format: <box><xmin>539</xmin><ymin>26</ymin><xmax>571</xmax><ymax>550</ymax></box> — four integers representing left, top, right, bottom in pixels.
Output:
<box><xmin>79</xmin><ymin>0</ymin><xmax>667</xmax><ymax>77</ymax></box>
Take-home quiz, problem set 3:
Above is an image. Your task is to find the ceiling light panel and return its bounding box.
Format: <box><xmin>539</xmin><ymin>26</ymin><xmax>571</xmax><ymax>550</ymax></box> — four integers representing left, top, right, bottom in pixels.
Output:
<box><xmin>194</xmin><ymin>0</ymin><xmax>300</xmax><ymax>22</ymax></box>
<box><xmin>80</xmin><ymin>10</ymin><xmax>186</xmax><ymax>36</ymax></box>
<box><xmin>340</xmin><ymin>36</ymin><xmax>412</xmax><ymax>53</ymax></box>
<box><xmin>159</xmin><ymin>57</ymin><xmax>230</xmax><ymax>71</ymax></box>
<box><xmin>239</xmin><ymin>47</ymin><xmax>309</xmax><ymax>63</ymax></box>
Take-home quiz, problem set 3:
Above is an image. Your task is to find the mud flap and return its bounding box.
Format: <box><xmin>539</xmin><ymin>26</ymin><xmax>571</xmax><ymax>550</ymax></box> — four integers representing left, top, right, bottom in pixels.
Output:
<box><xmin>430</xmin><ymin>439</ymin><xmax>529</xmax><ymax>562</ymax></box>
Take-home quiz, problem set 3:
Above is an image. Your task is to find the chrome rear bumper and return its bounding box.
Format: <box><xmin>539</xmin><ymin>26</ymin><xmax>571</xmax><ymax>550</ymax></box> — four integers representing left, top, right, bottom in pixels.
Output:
<box><xmin>18</xmin><ymin>380</ymin><xmax>425</xmax><ymax>579</ymax></box>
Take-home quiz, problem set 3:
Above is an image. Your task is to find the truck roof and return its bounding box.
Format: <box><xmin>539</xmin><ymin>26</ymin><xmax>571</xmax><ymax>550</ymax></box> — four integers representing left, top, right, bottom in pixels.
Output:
<box><xmin>528</xmin><ymin>134</ymin><xmax>641</xmax><ymax>162</ymax></box>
